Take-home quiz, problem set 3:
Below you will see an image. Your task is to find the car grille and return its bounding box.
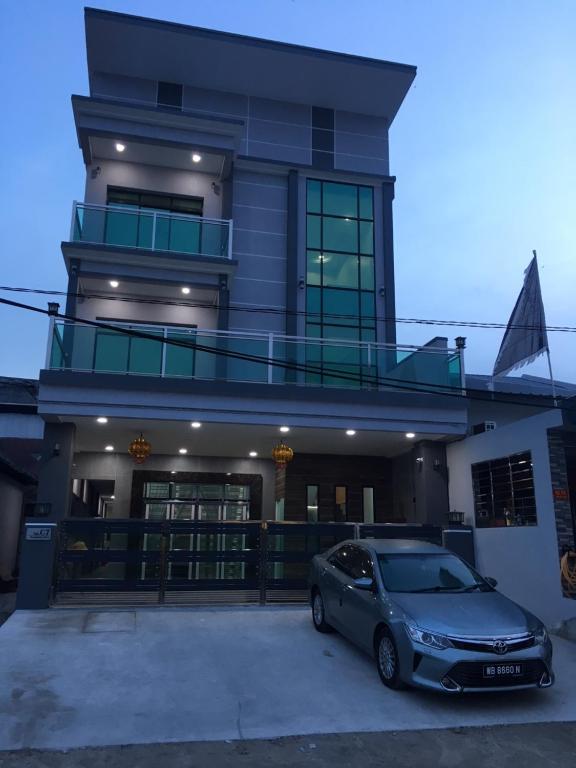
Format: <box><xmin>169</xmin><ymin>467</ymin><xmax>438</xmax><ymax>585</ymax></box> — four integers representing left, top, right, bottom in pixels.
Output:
<box><xmin>449</xmin><ymin>635</ymin><xmax>535</xmax><ymax>654</ymax></box>
<box><xmin>448</xmin><ymin>660</ymin><xmax>546</xmax><ymax>688</ymax></box>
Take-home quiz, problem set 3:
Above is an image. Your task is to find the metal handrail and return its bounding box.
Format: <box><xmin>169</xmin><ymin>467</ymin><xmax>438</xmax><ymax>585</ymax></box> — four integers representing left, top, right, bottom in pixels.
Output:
<box><xmin>50</xmin><ymin>319</ymin><xmax>460</xmax><ymax>356</ymax></box>
<box><xmin>74</xmin><ymin>200</ymin><xmax>231</xmax><ymax>228</ymax></box>
<box><xmin>71</xmin><ymin>201</ymin><xmax>233</xmax><ymax>260</ymax></box>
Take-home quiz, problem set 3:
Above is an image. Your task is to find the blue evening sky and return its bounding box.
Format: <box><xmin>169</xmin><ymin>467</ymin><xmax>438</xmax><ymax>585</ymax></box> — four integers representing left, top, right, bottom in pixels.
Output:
<box><xmin>1</xmin><ymin>0</ymin><xmax>574</xmax><ymax>381</ymax></box>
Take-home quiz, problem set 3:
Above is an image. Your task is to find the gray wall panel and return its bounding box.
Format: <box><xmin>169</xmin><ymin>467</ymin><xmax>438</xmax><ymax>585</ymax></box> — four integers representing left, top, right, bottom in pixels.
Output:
<box><xmin>91</xmin><ymin>72</ymin><xmax>157</xmax><ymax>102</ymax></box>
<box><xmin>250</xmin><ymin>97</ymin><xmax>310</xmax><ymax>125</ymax></box>
<box><xmin>233</xmin><ymin>229</ymin><xmax>287</xmax><ymax>258</ymax></box>
<box><xmin>234</xmin><ymin>254</ymin><xmax>286</xmax><ymax>283</ymax></box>
<box><xmin>335</xmin><ymin>110</ymin><xmax>389</xmax><ymax>137</ymax></box>
<box><xmin>183</xmin><ymin>85</ymin><xmax>248</xmax><ymax>117</ymax></box>
<box><xmin>334</xmin><ymin>154</ymin><xmax>389</xmax><ymax>175</ymax></box>
<box><xmin>232</xmin><ymin>181</ymin><xmax>288</xmax><ymax>210</ymax></box>
<box><xmin>249</xmin><ymin>118</ymin><xmax>310</xmax><ymax>149</ymax></box>
<box><xmin>246</xmin><ymin>142</ymin><xmax>311</xmax><ymax>165</ymax></box>
<box><xmin>232</xmin><ymin>204</ymin><xmax>287</xmax><ymax>233</ymax></box>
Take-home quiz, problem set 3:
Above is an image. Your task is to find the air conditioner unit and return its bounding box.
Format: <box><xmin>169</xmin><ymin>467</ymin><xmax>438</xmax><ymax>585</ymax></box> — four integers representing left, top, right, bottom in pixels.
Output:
<box><xmin>472</xmin><ymin>420</ymin><xmax>497</xmax><ymax>435</ymax></box>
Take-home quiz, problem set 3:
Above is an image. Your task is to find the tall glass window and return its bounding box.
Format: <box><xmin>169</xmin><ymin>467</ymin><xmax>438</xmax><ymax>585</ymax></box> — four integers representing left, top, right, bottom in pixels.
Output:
<box><xmin>306</xmin><ymin>179</ymin><xmax>376</xmax><ymax>386</ymax></box>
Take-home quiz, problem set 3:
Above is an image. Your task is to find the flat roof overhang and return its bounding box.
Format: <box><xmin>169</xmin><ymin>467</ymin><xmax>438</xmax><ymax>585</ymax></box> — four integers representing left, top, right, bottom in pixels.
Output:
<box><xmin>38</xmin><ymin>371</ymin><xmax>468</xmax><ymax>439</ymax></box>
<box><xmin>85</xmin><ymin>8</ymin><xmax>416</xmax><ymax>123</ymax></box>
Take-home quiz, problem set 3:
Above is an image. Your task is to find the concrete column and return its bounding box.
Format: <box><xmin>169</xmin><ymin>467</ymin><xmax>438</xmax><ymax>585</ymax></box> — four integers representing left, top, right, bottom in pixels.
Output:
<box><xmin>37</xmin><ymin>422</ymin><xmax>76</xmax><ymax>521</ymax></box>
<box><xmin>413</xmin><ymin>441</ymin><xmax>450</xmax><ymax>526</ymax></box>
<box><xmin>0</xmin><ymin>478</ymin><xmax>23</xmax><ymax>580</ymax></box>
<box><xmin>381</xmin><ymin>182</ymin><xmax>397</xmax><ymax>347</ymax></box>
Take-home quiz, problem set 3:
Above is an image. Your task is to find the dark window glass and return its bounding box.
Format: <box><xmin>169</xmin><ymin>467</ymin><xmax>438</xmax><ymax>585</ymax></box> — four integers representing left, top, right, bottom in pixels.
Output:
<box><xmin>353</xmin><ymin>549</ymin><xmax>374</xmax><ymax>580</ymax></box>
<box><xmin>306</xmin><ymin>485</ymin><xmax>318</xmax><ymax>522</ymax></box>
<box><xmin>107</xmin><ymin>188</ymin><xmax>203</xmax><ymax>217</ymax></box>
<box><xmin>471</xmin><ymin>451</ymin><xmax>536</xmax><ymax>527</ymax></box>
<box><xmin>305</xmin><ymin>180</ymin><xmax>376</xmax><ymax>388</ymax></box>
<box><xmin>335</xmin><ymin>486</ymin><xmax>347</xmax><ymax>521</ymax></box>
<box><xmin>157</xmin><ymin>81</ymin><xmax>183</xmax><ymax>109</ymax></box>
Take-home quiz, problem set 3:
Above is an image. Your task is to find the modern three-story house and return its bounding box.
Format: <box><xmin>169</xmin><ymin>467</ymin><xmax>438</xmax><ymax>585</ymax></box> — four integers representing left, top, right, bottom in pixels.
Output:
<box><xmin>36</xmin><ymin>8</ymin><xmax>468</xmax><ymax>536</ymax></box>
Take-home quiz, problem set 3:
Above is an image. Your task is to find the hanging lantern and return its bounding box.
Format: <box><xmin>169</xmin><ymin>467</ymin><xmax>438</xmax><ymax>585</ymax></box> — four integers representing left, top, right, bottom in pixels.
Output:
<box><xmin>272</xmin><ymin>441</ymin><xmax>294</xmax><ymax>467</ymax></box>
<box><xmin>128</xmin><ymin>433</ymin><xmax>151</xmax><ymax>464</ymax></box>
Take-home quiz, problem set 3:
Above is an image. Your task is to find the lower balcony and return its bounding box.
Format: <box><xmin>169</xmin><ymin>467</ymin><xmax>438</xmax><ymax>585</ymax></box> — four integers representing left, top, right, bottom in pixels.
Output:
<box><xmin>46</xmin><ymin>321</ymin><xmax>463</xmax><ymax>393</ymax></box>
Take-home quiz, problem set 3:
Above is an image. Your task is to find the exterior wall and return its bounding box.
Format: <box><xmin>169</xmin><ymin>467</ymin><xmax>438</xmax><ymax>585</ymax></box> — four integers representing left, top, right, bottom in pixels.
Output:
<box><xmin>283</xmin><ymin>454</ymin><xmax>394</xmax><ymax>522</ymax></box>
<box><xmin>84</xmin><ymin>160</ymin><xmax>223</xmax><ymax>218</ymax></box>
<box><xmin>90</xmin><ymin>74</ymin><xmax>390</xmax><ymax>173</ymax></box>
<box><xmin>0</xmin><ymin>477</ymin><xmax>23</xmax><ymax>580</ymax></box>
<box><xmin>71</xmin><ymin>452</ymin><xmax>276</xmax><ymax>519</ymax></box>
<box><xmin>447</xmin><ymin>409</ymin><xmax>575</xmax><ymax>625</ymax></box>
<box><xmin>229</xmin><ymin>168</ymin><xmax>288</xmax><ymax>333</ymax></box>
<box><xmin>75</xmin><ymin>295</ymin><xmax>217</xmax><ymax>330</ymax></box>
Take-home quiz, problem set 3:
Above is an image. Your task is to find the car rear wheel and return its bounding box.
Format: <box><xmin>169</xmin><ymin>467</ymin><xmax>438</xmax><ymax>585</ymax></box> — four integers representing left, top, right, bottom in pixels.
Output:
<box><xmin>376</xmin><ymin>628</ymin><xmax>405</xmax><ymax>689</ymax></box>
<box><xmin>312</xmin><ymin>590</ymin><xmax>333</xmax><ymax>633</ymax></box>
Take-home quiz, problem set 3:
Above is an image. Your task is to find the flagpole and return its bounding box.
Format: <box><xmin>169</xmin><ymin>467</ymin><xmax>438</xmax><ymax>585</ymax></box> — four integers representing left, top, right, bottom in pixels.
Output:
<box><xmin>533</xmin><ymin>250</ymin><xmax>558</xmax><ymax>406</ymax></box>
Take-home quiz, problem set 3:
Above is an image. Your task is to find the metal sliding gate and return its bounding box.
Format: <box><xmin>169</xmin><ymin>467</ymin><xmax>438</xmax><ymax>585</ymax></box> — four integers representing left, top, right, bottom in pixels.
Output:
<box><xmin>54</xmin><ymin>518</ymin><xmax>442</xmax><ymax>607</ymax></box>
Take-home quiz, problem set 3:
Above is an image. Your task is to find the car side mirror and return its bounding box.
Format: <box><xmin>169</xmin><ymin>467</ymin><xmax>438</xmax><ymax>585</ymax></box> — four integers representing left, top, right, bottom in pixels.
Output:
<box><xmin>485</xmin><ymin>577</ymin><xmax>498</xmax><ymax>588</ymax></box>
<box><xmin>354</xmin><ymin>577</ymin><xmax>375</xmax><ymax>591</ymax></box>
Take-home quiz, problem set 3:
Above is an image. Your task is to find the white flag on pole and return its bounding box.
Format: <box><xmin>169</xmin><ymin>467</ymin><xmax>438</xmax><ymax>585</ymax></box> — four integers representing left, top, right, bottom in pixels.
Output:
<box><xmin>493</xmin><ymin>255</ymin><xmax>549</xmax><ymax>377</ymax></box>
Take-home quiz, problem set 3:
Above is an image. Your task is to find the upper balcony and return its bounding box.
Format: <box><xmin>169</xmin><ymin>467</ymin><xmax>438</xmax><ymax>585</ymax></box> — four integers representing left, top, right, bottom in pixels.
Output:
<box><xmin>45</xmin><ymin>320</ymin><xmax>463</xmax><ymax>394</ymax></box>
<box><xmin>71</xmin><ymin>202</ymin><xmax>233</xmax><ymax>260</ymax></box>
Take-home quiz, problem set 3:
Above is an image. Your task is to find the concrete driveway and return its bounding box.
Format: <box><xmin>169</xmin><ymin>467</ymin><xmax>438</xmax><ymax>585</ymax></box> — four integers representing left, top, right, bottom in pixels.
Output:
<box><xmin>1</xmin><ymin>607</ymin><xmax>575</xmax><ymax>751</ymax></box>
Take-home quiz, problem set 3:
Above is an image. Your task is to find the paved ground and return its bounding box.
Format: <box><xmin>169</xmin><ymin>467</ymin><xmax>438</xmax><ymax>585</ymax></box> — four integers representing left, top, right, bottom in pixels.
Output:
<box><xmin>0</xmin><ymin>607</ymin><xmax>575</xmax><ymax>752</ymax></box>
<box><xmin>1</xmin><ymin>724</ymin><xmax>575</xmax><ymax>767</ymax></box>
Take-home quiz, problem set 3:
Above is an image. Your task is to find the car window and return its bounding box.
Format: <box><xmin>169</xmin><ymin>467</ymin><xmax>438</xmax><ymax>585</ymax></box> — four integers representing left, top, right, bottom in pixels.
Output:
<box><xmin>353</xmin><ymin>549</ymin><xmax>374</xmax><ymax>581</ymax></box>
<box><xmin>377</xmin><ymin>553</ymin><xmax>491</xmax><ymax>593</ymax></box>
<box><xmin>328</xmin><ymin>545</ymin><xmax>356</xmax><ymax>577</ymax></box>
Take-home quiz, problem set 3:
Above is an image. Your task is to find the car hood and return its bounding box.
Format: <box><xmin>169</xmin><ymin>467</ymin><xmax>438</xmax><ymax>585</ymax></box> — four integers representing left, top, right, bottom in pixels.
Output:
<box><xmin>390</xmin><ymin>591</ymin><xmax>533</xmax><ymax>637</ymax></box>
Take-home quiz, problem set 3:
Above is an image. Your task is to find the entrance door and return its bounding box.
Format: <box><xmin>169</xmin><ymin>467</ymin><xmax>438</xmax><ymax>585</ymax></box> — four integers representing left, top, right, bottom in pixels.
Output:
<box><xmin>141</xmin><ymin>481</ymin><xmax>251</xmax><ymax>583</ymax></box>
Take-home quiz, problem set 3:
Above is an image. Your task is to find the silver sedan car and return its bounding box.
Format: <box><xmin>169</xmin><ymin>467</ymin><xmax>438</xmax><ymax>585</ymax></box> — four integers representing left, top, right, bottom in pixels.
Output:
<box><xmin>309</xmin><ymin>539</ymin><xmax>554</xmax><ymax>693</ymax></box>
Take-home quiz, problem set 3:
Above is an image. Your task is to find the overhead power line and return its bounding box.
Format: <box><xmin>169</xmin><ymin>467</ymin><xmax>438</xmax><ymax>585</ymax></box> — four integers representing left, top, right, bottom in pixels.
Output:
<box><xmin>1</xmin><ymin>284</ymin><xmax>575</xmax><ymax>334</ymax></box>
<box><xmin>0</xmin><ymin>295</ymin><xmax>565</xmax><ymax>411</ymax></box>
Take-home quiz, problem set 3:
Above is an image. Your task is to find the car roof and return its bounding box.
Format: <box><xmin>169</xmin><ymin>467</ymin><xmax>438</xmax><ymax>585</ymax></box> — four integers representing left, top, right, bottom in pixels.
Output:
<box><xmin>337</xmin><ymin>538</ymin><xmax>447</xmax><ymax>555</ymax></box>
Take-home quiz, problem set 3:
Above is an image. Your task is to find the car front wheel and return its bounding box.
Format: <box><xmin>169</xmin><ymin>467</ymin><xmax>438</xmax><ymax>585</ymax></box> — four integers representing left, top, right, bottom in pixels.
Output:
<box><xmin>376</xmin><ymin>628</ymin><xmax>405</xmax><ymax>689</ymax></box>
<box><xmin>311</xmin><ymin>590</ymin><xmax>333</xmax><ymax>633</ymax></box>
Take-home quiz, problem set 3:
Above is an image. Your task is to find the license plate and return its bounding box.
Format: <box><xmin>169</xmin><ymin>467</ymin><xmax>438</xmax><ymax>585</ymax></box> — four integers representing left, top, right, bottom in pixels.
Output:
<box><xmin>483</xmin><ymin>663</ymin><xmax>523</xmax><ymax>678</ymax></box>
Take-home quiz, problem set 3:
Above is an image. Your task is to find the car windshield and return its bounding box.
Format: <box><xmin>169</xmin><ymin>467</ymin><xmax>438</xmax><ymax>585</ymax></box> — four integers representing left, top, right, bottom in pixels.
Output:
<box><xmin>377</xmin><ymin>553</ymin><xmax>491</xmax><ymax>593</ymax></box>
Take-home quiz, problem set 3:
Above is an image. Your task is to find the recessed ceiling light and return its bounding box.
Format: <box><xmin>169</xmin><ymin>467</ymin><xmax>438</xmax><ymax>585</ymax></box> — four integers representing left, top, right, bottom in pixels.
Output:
<box><xmin>249</xmin><ymin>451</ymin><xmax>258</xmax><ymax>457</ymax></box>
<box><xmin>406</xmin><ymin>432</ymin><xmax>416</xmax><ymax>439</ymax></box>
<box><xmin>181</xmin><ymin>287</ymin><xmax>191</xmax><ymax>295</ymax></box>
<box><xmin>96</xmin><ymin>417</ymin><xmax>108</xmax><ymax>424</ymax></box>
<box><xmin>346</xmin><ymin>430</ymin><xmax>356</xmax><ymax>436</ymax></box>
<box><xmin>178</xmin><ymin>448</ymin><xmax>188</xmax><ymax>455</ymax></box>
<box><xmin>115</xmin><ymin>143</ymin><xmax>125</xmax><ymax>153</ymax></box>
<box><xmin>279</xmin><ymin>426</ymin><xmax>290</xmax><ymax>433</ymax></box>
<box><xmin>105</xmin><ymin>445</ymin><xmax>114</xmax><ymax>452</ymax></box>
<box><xmin>226</xmin><ymin>472</ymin><xmax>232</xmax><ymax>476</ymax></box>
<box><xmin>191</xmin><ymin>153</ymin><xmax>202</xmax><ymax>163</ymax></box>
<box><xmin>111</xmin><ymin>495</ymin><xmax>115</xmax><ymax>500</ymax></box>
<box><xmin>191</xmin><ymin>421</ymin><xmax>201</xmax><ymax>429</ymax></box>
<box><xmin>109</xmin><ymin>280</ymin><xmax>119</xmax><ymax>288</ymax></box>
<box><xmin>170</xmin><ymin>471</ymin><xmax>177</xmax><ymax>475</ymax></box>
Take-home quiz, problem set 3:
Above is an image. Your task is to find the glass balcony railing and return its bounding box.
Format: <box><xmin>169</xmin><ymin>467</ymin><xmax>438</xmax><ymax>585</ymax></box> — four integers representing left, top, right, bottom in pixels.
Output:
<box><xmin>47</xmin><ymin>321</ymin><xmax>463</xmax><ymax>393</ymax></box>
<box><xmin>69</xmin><ymin>202</ymin><xmax>233</xmax><ymax>259</ymax></box>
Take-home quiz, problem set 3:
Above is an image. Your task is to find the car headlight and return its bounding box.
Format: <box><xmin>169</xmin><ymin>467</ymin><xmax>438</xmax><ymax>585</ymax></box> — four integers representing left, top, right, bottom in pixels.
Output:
<box><xmin>405</xmin><ymin>624</ymin><xmax>453</xmax><ymax>650</ymax></box>
<box><xmin>534</xmin><ymin>626</ymin><xmax>549</xmax><ymax>645</ymax></box>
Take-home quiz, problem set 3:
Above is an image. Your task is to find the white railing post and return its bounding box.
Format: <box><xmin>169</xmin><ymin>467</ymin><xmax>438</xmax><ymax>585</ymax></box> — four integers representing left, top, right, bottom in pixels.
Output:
<box><xmin>151</xmin><ymin>212</ymin><xmax>157</xmax><ymax>250</ymax></box>
<box><xmin>45</xmin><ymin>316</ymin><xmax>55</xmax><ymax>369</ymax></box>
<box><xmin>367</xmin><ymin>342</ymin><xmax>372</xmax><ymax>369</ymax></box>
<box><xmin>70</xmin><ymin>201</ymin><xmax>78</xmax><ymax>241</ymax></box>
<box><xmin>459</xmin><ymin>347</ymin><xmax>466</xmax><ymax>392</ymax></box>
<box><xmin>268</xmin><ymin>333</ymin><xmax>274</xmax><ymax>384</ymax></box>
<box><xmin>227</xmin><ymin>220</ymin><xmax>234</xmax><ymax>259</ymax></box>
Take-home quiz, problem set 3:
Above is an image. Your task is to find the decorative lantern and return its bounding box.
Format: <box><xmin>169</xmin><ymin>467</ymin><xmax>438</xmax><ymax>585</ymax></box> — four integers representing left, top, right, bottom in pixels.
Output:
<box><xmin>272</xmin><ymin>441</ymin><xmax>294</xmax><ymax>467</ymax></box>
<box><xmin>128</xmin><ymin>433</ymin><xmax>151</xmax><ymax>464</ymax></box>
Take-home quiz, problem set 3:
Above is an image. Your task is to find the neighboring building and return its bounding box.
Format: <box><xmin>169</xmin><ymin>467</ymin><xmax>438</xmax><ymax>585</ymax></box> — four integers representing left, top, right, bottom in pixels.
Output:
<box><xmin>0</xmin><ymin>377</ymin><xmax>43</xmax><ymax>583</ymax></box>
<box><xmin>18</xmin><ymin>9</ymin><xmax>575</xmax><ymax>623</ymax></box>
<box><xmin>447</xmin><ymin>377</ymin><xmax>576</xmax><ymax>624</ymax></box>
